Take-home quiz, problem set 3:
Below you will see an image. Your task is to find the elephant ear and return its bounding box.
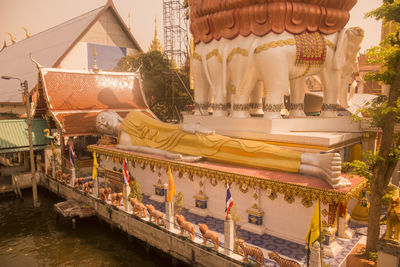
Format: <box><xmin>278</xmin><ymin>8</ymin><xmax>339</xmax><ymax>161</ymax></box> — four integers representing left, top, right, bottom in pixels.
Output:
<box><xmin>333</xmin><ymin>29</ymin><xmax>349</xmax><ymax>71</ymax></box>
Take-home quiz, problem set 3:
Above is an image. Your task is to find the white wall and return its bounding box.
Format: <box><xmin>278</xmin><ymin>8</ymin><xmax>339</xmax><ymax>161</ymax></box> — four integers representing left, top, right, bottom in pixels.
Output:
<box><xmin>100</xmin><ymin>155</ymin><xmax>335</xmax><ymax>244</ymax></box>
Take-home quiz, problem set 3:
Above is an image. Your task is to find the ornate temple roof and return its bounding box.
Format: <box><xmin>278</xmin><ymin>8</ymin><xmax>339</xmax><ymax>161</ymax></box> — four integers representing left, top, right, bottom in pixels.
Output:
<box><xmin>0</xmin><ymin>0</ymin><xmax>142</xmax><ymax>103</ymax></box>
<box><xmin>33</xmin><ymin>68</ymin><xmax>155</xmax><ymax>136</ymax></box>
<box><xmin>148</xmin><ymin>18</ymin><xmax>164</xmax><ymax>53</ymax></box>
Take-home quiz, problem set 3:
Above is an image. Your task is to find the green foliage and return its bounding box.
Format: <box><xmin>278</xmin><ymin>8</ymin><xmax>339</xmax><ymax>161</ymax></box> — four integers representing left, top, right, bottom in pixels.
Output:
<box><xmin>343</xmin><ymin>151</ymin><xmax>377</xmax><ymax>183</ymax></box>
<box><xmin>115</xmin><ymin>51</ymin><xmax>193</xmax><ymax>122</ymax></box>
<box><xmin>174</xmin><ymin>191</ymin><xmax>184</xmax><ymax>215</ymax></box>
<box><xmin>364</xmin><ymin>1</ymin><xmax>400</xmax><ymax>86</ymax></box>
<box><xmin>129</xmin><ymin>179</ymin><xmax>143</xmax><ymax>202</ymax></box>
<box><xmin>368</xmin><ymin>251</ymin><xmax>378</xmax><ymax>262</ymax></box>
<box><xmin>382</xmin><ymin>185</ymin><xmax>398</xmax><ymax>205</ymax></box>
<box><xmin>365</xmin><ymin>0</ymin><xmax>400</xmax><ymax>23</ymax></box>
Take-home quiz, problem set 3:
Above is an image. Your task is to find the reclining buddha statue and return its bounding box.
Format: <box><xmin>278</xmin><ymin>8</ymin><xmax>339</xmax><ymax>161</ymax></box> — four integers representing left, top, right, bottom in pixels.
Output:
<box><xmin>96</xmin><ymin>111</ymin><xmax>351</xmax><ymax>189</ymax></box>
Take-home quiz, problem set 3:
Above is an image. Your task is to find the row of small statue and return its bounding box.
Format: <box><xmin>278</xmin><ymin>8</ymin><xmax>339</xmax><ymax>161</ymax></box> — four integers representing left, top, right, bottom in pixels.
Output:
<box><xmin>55</xmin><ymin>170</ymin><xmax>95</xmax><ymax>195</ymax></box>
<box><xmin>97</xmin><ymin>187</ymin><xmax>299</xmax><ymax>267</ymax></box>
<box><xmin>53</xmin><ymin>173</ymin><xmax>301</xmax><ymax>267</ymax></box>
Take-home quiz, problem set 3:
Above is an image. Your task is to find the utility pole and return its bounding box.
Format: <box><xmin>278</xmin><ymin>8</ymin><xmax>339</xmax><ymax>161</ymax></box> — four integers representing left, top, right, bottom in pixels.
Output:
<box><xmin>1</xmin><ymin>76</ymin><xmax>40</xmax><ymax>207</ymax></box>
<box><xmin>23</xmin><ymin>80</ymin><xmax>40</xmax><ymax>208</ymax></box>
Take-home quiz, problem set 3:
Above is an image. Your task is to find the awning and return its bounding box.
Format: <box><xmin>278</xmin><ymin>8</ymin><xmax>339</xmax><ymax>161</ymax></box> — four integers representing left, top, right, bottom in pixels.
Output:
<box><xmin>0</xmin><ymin>119</ymin><xmax>49</xmax><ymax>154</ymax></box>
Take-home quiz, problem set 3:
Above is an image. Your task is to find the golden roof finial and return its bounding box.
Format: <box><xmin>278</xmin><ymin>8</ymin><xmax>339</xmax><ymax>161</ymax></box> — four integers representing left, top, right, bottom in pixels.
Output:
<box><xmin>149</xmin><ymin>17</ymin><xmax>163</xmax><ymax>53</ymax></box>
<box><xmin>22</xmin><ymin>27</ymin><xmax>31</xmax><ymax>38</ymax></box>
<box><xmin>0</xmin><ymin>41</ymin><xmax>6</xmax><ymax>52</ymax></box>
<box><xmin>92</xmin><ymin>44</ymin><xmax>99</xmax><ymax>73</ymax></box>
<box><xmin>154</xmin><ymin>17</ymin><xmax>158</xmax><ymax>39</ymax></box>
<box><xmin>7</xmin><ymin>32</ymin><xmax>16</xmax><ymax>44</ymax></box>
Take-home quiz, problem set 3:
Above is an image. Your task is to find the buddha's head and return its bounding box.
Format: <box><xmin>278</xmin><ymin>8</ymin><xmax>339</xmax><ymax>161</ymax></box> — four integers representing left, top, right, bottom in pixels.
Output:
<box><xmin>96</xmin><ymin>111</ymin><xmax>123</xmax><ymax>136</ymax></box>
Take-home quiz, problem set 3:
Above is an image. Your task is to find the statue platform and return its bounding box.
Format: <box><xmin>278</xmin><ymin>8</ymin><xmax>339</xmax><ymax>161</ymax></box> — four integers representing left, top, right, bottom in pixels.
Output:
<box><xmin>183</xmin><ymin>115</ymin><xmax>362</xmax><ymax>151</ymax></box>
<box><xmin>88</xmin><ymin>144</ymin><xmax>366</xmax><ymax>244</ymax></box>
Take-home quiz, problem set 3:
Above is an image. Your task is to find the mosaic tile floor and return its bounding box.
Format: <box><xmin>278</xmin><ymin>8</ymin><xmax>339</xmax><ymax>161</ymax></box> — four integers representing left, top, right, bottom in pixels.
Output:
<box><xmin>141</xmin><ymin>195</ymin><xmax>384</xmax><ymax>267</ymax></box>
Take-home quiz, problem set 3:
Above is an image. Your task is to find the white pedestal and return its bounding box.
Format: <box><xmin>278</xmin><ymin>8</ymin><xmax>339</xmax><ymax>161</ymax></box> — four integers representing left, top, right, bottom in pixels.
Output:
<box><xmin>338</xmin><ymin>217</ymin><xmax>354</xmax><ymax>239</ymax></box>
<box><xmin>70</xmin><ymin>167</ymin><xmax>76</xmax><ymax>187</ymax></box>
<box><xmin>165</xmin><ymin>201</ymin><xmax>174</xmax><ymax>230</ymax></box>
<box><xmin>310</xmin><ymin>242</ymin><xmax>322</xmax><ymax>267</ymax></box>
<box><xmin>224</xmin><ymin>216</ymin><xmax>234</xmax><ymax>255</ymax></box>
<box><xmin>322</xmin><ymin>241</ymin><xmax>342</xmax><ymax>258</ymax></box>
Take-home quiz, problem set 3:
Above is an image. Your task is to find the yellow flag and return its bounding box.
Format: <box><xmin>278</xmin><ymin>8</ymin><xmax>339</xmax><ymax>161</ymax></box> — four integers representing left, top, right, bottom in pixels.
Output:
<box><xmin>305</xmin><ymin>199</ymin><xmax>321</xmax><ymax>246</ymax></box>
<box><xmin>92</xmin><ymin>152</ymin><xmax>98</xmax><ymax>180</ymax></box>
<box><xmin>50</xmin><ymin>140</ymin><xmax>55</xmax><ymax>153</ymax></box>
<box><xmin>168</xmin><ymin>167</ymin><xmax>176</xmax><ymax>202</ymax></box>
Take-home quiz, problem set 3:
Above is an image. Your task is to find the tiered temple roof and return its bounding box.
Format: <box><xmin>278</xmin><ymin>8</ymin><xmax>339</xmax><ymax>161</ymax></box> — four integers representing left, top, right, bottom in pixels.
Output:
<box><xmin>33</xmin><ymin>68</ymin><xmax>154</xmax><ymax>136</ymax></box>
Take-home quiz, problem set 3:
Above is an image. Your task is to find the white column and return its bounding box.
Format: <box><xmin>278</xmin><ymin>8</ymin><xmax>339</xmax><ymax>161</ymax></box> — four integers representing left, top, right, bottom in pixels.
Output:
<box><xmin>310</xmin><ymin>241</ymin><xmax>322</xmax><ymax>267</ymax></box>
<box><xmin>165</xmin><ymin>201</ymin><xmax>174</xmax><ymax>230</ymax></box>
<box><xmin>124</xmin><ymin>184</ymin><xmax>131</xmax><ymax>212</ymax></box>
<box><xmin>224</xmin><ymin>215</ymin><xmax>234</xmax><ymax>255</ymax></box>
<box><xmin>70</xmin><ymin>167</ymin><xmax>76</xmax><ymax>187</ymax></box>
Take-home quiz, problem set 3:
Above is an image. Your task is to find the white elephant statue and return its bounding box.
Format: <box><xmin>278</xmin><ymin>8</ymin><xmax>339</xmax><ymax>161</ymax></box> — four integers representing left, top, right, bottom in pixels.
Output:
<box><xmin>289</xmin><ymin>27</ymin><xmax>365</xmax><ymax>118</ymax></box>
<box><xmin>192</xmin><ymin>27</ymin><xmax>365</xmax><ymax>119</ymax></box>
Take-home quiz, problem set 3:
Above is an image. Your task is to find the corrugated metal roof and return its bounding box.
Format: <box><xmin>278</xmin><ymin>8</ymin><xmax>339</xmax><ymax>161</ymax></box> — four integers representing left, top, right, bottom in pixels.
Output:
<box><xmin>0</xmin><ymin>6</ymin><xmax>104</xmax><ymax>103</ymax></box>
<box><xmin>0</xmin><ymin>119</ymin><xmax>49</xmax><ymax>152</ymax></box>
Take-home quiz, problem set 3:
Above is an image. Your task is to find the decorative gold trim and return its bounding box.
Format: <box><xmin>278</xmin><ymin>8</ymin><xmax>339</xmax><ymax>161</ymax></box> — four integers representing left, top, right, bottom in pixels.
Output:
<box><xmin>301</xmin><ymin>197</ymin><xmax>313</xmax><ymax>208</ymax></box>
<box><xmin>325</xmin><ymin>39</ymin><xmax>336</xmax><ymax>51</ymax></box>
<box><xmin>239</xmin><ymin>182</ymin><xmax>250</xmax><ymax>193</ymax></box>
<box><xmin>246</xmin><ymin>207</ymin><xmax>264</xmax><ymax>217</ymax></box>
<box><xmin>210</xmin><ymin>177</ymin><xmax>218</xmax><ymax>187</ymax></box>
<box><xmin>227</xmin><ymin>47</ymin><xmax>248</xmax><ymax>63</ymax></box>
<box><xmin>193</xmin><ymin>191</ymin><xmax>208</xmax><ymax>201</ymax></box>
<box><xmin>322</xmin><ymin>209</ymin><xmax>328</xmax><ymax>217</ymax></box>
<box><xmin>290</xmin><ymin>64</ymin><xmax>312</xmax><ymax>81</ymax></box>
<box><xmin>88</xmin><ymin>145</ymin><xmax>367</xmax><ymax>205</ymax></box>
<box><xmin>206</xmin><ymin>49</ymin><xmax>222</xmax><ymax>63</ymax></box>
<box><xmin>254</xmin><ymin>38</ymin><xmax>296</xmax><ymax>54</ymax></box>
<box><xmin>284</xmin><ymin>193</ymin><xmax>295</xmax><ymax>204</ymax></box>
<box><xmin>193</xmin><ymin>52</ymin><xmax>202</xmax><ymax>62</ymax></box>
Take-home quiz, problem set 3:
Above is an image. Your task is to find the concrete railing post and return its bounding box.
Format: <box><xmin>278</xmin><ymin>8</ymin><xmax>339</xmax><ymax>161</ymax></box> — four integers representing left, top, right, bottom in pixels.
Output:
<box><xmin>71</xmin><ymin>167</ymin><xmax>76</xmax><ymax>187</ymax></box>
<box><xmin>165</xmin><ymin>184</ymin><xmax>174</xmax><ymax>230</ymax></box>
<box><xmin>224</xmin><ymin>215</ymin><xmax>234</xmax><ymax>255</ymax></box>
<box><xmin>310</xmin><ymin>241</ymin><xmax>322</xmax><ymax>267</ymax></box>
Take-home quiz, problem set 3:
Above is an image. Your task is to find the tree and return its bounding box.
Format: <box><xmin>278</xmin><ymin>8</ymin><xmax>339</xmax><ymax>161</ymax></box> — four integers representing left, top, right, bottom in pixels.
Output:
<box><xmin>115</xmin><ymin>50</ymin><xmax>193</xmax><ymax>122</ymax></box>
<box><xmin>358</xmin><ymin>0</ymin><xmax>400</xmax><ymax>253</ymax></box>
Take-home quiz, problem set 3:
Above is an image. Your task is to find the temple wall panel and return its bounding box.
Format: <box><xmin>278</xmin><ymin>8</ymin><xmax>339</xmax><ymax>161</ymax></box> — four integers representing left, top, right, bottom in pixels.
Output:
<box><xmin>81</xmin><ymin>9</ymin><xmax>138</xmax><ymax>52</ymax></box>
<box><xmin>60</xmin><ymin>42</ymin><xmax>89</xmax><ymax>70</ymax></box>
<box><xmin>99</xmin><ymin>156</ymin><xmax>337</xmax><ymax>244</ymax></box>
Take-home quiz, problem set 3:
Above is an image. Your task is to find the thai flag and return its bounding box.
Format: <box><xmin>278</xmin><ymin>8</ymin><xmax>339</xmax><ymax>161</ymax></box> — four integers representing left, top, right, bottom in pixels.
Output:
<box><xmin>123</xmin><ymin>158</ymin><xmax>130</xmax><ymax>185</ymax></box>
<box><xmin>225</xmin><ymin>185</ymin><xmax>234</xmax><ymax>220</ymax></box>
<box><xmin>69</xmin><ymin>142</ymin><xmax>76</xmax><ymax>166</ymax></box>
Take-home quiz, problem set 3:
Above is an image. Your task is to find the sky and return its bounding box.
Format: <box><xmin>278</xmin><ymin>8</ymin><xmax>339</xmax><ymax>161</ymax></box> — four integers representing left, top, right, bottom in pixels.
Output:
<box><xmin>0</xmin><ymin>0</ymin><xmax>382</xmax><ymax>54</ymax></box>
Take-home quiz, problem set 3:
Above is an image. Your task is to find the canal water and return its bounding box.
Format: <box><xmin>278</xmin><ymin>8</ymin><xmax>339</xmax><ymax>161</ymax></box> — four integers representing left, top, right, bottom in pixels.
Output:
<box><xmin>0</xmin><ymin>188</ymin><xmax>180</xmax><ymax>267</ymax></box>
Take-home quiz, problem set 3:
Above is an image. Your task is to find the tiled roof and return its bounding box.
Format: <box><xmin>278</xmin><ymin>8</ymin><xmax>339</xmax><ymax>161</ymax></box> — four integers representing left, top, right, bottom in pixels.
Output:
<box><xmin>35</xmin><ymin>68</ymin><xmax>154</xmax><ymax>136</ymax></box>
<box><xmin>0</xmin><ymin>119</ymin><xmax>49</xmax><ymax>153</ymax></box>
<box><xmin>0</xmin><ymin>6</ymin><xmax>104</xmax><ymax>103</ymax></box>
<box><xmin>0</xmin><ymin>0</ymin><xmax>143</xmax><ymax>104</ymax></box>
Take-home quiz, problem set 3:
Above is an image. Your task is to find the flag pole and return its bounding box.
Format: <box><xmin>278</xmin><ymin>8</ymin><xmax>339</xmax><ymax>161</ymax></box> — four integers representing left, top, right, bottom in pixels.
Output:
<box><xmin>307</xmin><ymin>231</ymin><xmax>311</xmax><ymax>267</ymax></box>
<box><xmin>318</xmin><ymin>197</ymin><xmax>323</xmax><ymax>265</ymax></box>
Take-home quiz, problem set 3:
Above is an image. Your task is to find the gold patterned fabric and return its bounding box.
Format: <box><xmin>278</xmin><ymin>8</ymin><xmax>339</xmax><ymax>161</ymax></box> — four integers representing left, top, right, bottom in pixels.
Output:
<box><xmin>295</xmin><ymin>32</ymin><xmax>326</xmax><ymax>66</ymax></box>
<box><xmin>120</xmin><ymin>111</ymin><xmax>302</xmax><ymax>173</ymax></box>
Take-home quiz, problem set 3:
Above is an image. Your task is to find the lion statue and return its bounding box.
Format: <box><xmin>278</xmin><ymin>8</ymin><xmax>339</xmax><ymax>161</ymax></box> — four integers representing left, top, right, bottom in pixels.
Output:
<box><xmin>146</xmin><ymin>204</ymin><xmax>165</xmax><ymax>226</ymax></box>
<box><xmin>176</xmin><ymin>214</ymin><xmax>195</xmax><ymax>240</ymax></box>
<box><xmin>130</xmin><ymin>197</ymin><xmax>147</xmax><ymax>218</ymax></box>
<box><xmin>198</xmin><ymin>223</ymin><xmax>219</xmax><ymax>250</ymax></box>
